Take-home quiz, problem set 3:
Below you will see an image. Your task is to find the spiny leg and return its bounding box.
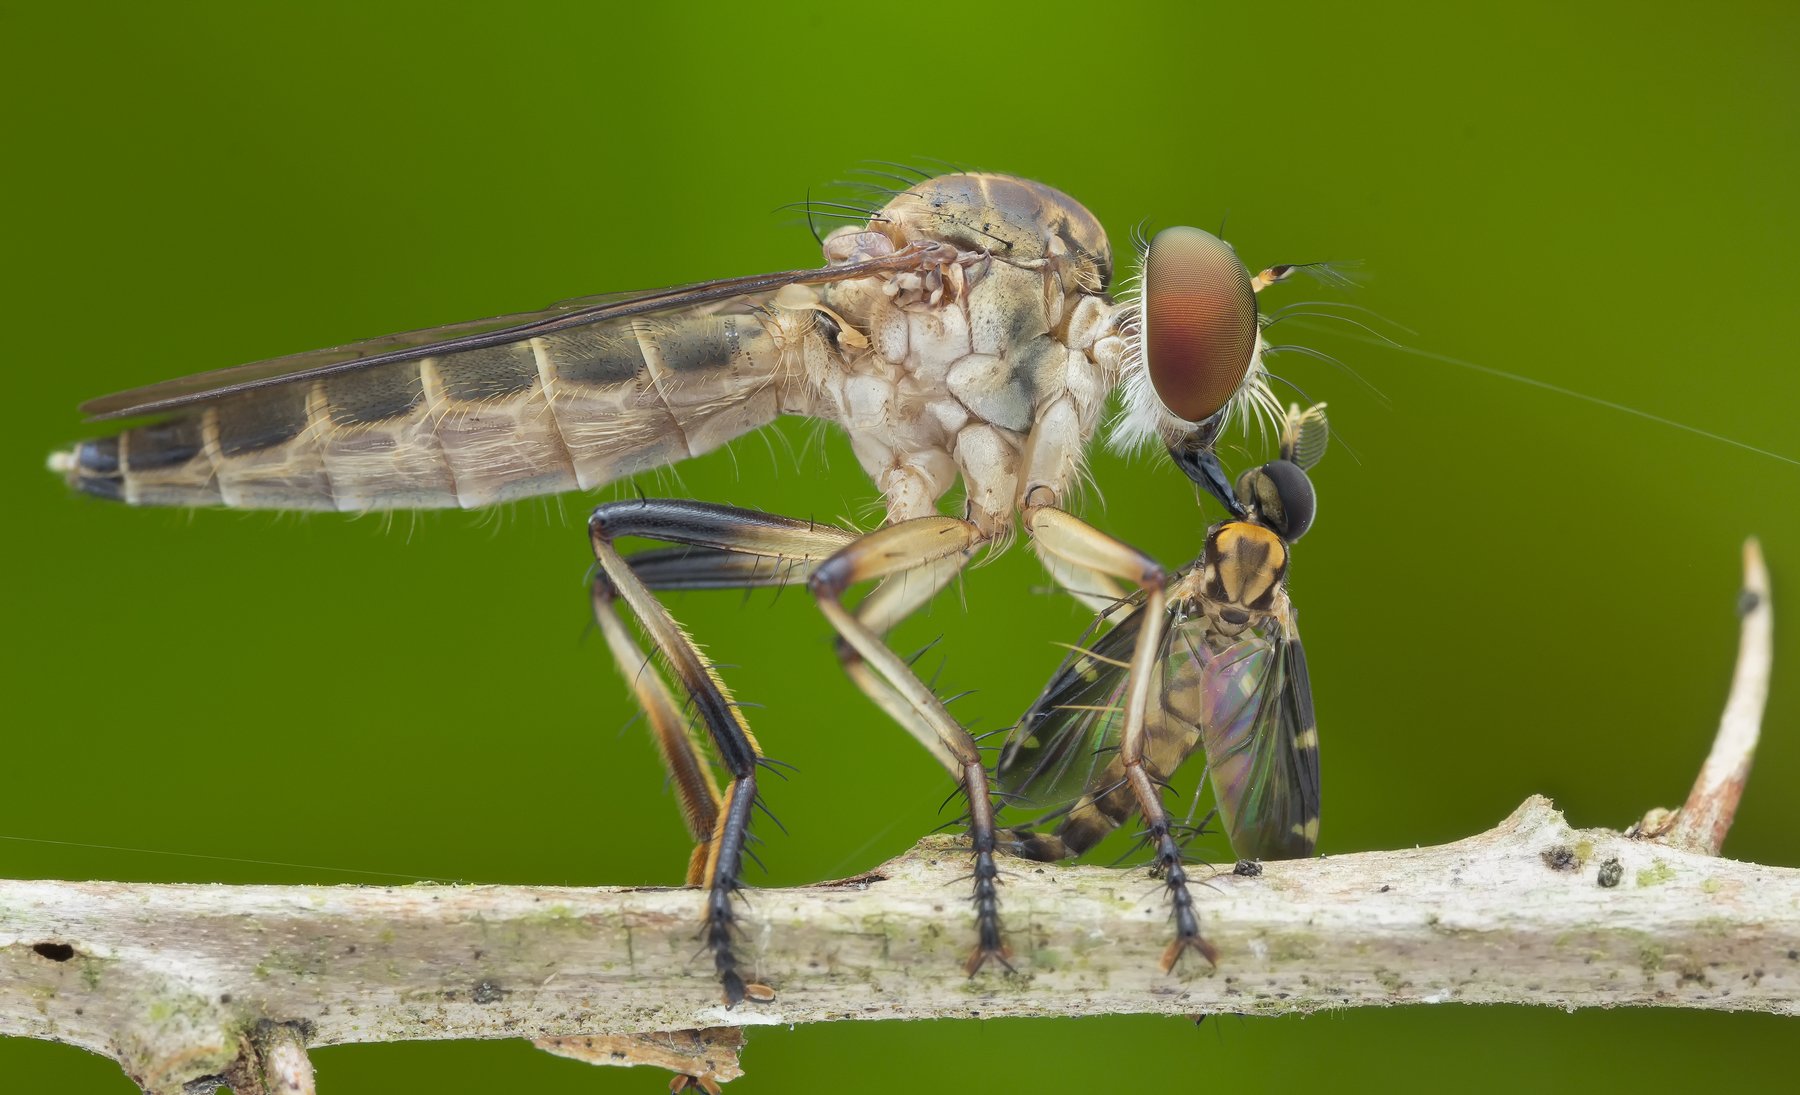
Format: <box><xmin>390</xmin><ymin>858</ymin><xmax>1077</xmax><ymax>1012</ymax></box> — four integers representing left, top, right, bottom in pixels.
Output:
<box><xmin>805</xmin><ymin>517</ymin><xmax>1013</xmax><ymax>973</ymax></box>
<box><xmin>591</xmin><ymin>580</ymin><xmax>720</xmax><ymax>886</ymax></box>
<box><xmin>1022</xmin><ymin>501</ymin><xmax>1217</xmax><ymax>969</ymax></box>
<box><xmin>589</xmin><ymin>499</ymin><xmax>855</xmax><ymax>1003</ymax></box>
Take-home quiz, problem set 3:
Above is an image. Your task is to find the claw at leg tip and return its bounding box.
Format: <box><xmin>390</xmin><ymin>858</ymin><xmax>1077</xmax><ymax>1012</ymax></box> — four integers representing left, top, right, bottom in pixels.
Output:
<box><xmin>1160</xmin><ymin>935</ymin><xmax>1220</xmax><ymax>973</ymax></box>
<box><xmin>965</xmin><ymin>944</ymin><xmax>1016</xmax><ymax>976</ymax></box>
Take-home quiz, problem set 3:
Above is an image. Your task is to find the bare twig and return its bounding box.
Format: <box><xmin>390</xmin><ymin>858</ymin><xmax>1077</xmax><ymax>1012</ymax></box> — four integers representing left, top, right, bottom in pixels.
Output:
<box><xmin>251</xmin><ymin>1022</ymin><xmax>315</xmax><ymax>1095</ymax></box>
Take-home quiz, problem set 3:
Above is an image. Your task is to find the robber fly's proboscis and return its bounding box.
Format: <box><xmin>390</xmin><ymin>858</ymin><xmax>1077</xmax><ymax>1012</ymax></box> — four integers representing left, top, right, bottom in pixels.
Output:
<box><xmin>52</xmin><ymin>170</ymin><xmax>1337</xmax><ymax>1004</ymax></box>
<box><xmin>999</xmin><ymin>403</ymin><xmax>1328</xmax><ymax>966</ymax></box>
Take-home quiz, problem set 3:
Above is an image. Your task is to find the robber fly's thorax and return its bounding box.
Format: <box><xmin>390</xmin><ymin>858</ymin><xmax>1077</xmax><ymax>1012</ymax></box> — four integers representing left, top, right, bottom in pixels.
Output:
<box><xmin>796</xmin><ymin>173</ymin><xmax>1121</xmax><ymax>532</ymax></box>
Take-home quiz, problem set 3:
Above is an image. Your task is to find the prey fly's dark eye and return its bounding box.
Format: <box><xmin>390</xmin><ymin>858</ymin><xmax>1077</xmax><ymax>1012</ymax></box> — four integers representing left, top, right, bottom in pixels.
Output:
<box><xmin>1142</xmin><ymin>226</ymin><xmax>1258</xmax><ymax>424</ymax></box>
<box><xmin>1235</xmin><ymin>458</ymin><xmax>1317</xmax><ymax>542</ymax></box>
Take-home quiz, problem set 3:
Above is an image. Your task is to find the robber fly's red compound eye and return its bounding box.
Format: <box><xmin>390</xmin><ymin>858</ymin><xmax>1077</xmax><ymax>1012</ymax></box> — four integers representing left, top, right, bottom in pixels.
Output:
<box><xmin>1142</xmin><ymin>226</ymin><xmax>1258</xmax><ymax>424</ymax></box>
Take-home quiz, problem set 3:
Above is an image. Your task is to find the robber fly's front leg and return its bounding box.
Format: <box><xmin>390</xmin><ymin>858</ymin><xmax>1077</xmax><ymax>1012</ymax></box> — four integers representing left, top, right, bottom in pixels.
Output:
<box><xmin>1020</xmin><ymin>497</ymin><xmax>1219</xmax><ymax>970</ymax></box>
<box><xmin>589</xmin><ymin>500</ymin><xmax>854</xmax><ymax>1004</ymax></box>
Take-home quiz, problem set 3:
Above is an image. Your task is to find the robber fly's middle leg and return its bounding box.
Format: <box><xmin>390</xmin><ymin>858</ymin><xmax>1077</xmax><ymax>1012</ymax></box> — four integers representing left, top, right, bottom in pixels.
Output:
<box><xmin>1020</xmin><ymin>496</ymin><xmax>1219</xmax><ymax>970</ymax></box>
<box><xmin>803</xmin><ymin>516</ymin><xmax>1019</xmax><ymax>974</ymax></box>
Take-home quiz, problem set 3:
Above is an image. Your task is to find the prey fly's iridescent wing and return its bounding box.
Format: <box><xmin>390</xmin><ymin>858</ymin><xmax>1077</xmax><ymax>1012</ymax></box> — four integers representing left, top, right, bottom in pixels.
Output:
<box><xmin>1196</xmin><ymin>622</ymin><xmax>1320</xmax><ymax>859</ymax></box>
<box><xmin>999</xmin><ymin>592</ymin><xmax>1152</xmax><ymax>814</ymax></box>
<box><xmin>999</xmin><ymin>589</ymin><xmax>1215</xmax><ymax>835</ymax></box>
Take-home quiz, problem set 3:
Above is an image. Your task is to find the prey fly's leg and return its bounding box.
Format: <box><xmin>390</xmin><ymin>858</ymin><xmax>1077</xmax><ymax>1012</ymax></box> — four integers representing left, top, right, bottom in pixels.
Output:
<box><xmin>1021</xmin><ymin>499</ymin><xmax>1219</xmax><ymax>970</ymax></box>
<box><xmin>589</xmin><ymin>500</ymin><xmax>856</xmax><ymax>1004</ymax></box>
<box><xmin>805</xmin><ymin>518</ymin><xmax>1014</xmax><ymax>973</ymax></box>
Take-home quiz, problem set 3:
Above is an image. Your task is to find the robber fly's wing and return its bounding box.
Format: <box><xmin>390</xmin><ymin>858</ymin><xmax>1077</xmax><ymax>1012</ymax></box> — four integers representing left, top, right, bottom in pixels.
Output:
<box><xmin>1197</xmin><ymin>626</ymin><xmax>1321</xmax><ymax>860</ymax></box>
<box><xmin>79</xmin><ymin>250</ymin><xmax>923</xmax><ymax>421</ymax></box>
<box><xmin>998</xmin><ymin>593</ymin><xmax>1153</xmax><ymax>813</ymax></box>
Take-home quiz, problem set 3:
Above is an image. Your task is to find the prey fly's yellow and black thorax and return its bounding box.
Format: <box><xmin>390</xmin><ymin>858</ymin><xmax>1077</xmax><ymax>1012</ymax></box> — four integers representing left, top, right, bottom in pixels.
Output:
<box><xmin>1202</xmin><ymin>523</ymin><xmax>1289</xmax><ymax>623</ymax></box>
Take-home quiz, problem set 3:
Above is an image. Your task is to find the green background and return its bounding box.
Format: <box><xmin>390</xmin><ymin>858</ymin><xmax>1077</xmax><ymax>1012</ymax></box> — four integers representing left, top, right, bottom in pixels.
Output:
<box><xmin>5</xmin><ymin>1</ymin><xmax>1797</xmax><ymax>1090</ymax></box>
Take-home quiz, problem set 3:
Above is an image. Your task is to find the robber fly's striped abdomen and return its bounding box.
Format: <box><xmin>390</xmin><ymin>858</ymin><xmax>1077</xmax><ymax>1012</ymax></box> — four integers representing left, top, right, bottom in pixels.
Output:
<box><xmin>56</xmin><ymin>311</ymin><xmax>792</xmax><ymax>510</ymax></box>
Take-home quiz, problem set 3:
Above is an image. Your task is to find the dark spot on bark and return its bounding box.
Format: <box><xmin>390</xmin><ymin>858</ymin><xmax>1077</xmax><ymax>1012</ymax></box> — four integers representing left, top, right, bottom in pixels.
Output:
<box><xmin>1598</xmin><ymin>857</ymin><xmax>1623</xmax><ymax>887</ymax></box>
<box><xmin>1234</xmin><ymin>860</ymin><xmax>1263</xmax><ymax>877</ymax></box>
<box><xmin>32</xmin><ymin>943</ymin><xmax>74</xmax><ymax>962</ymax></box>
<box><xmin>220</xmin><ymin>994</ymin><xmax>232</xmax><ymax>1004</ymax></box>
<box><xmin>1541</xmin><ymin>845</ymin><xmax>1579</xmax><ymax>871</ymax></box>
<box><xmin>472</xmin><ymin>979</ymin><xmax>506</xmax><ymax>1004</ymax></box>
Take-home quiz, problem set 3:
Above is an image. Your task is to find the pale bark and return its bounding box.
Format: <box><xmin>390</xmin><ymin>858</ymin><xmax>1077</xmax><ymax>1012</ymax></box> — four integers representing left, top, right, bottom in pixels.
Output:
<box><xmin>0</xmin><ymin>541</ymin><xmax>1781</xmax><ymax>1093</ymax></box>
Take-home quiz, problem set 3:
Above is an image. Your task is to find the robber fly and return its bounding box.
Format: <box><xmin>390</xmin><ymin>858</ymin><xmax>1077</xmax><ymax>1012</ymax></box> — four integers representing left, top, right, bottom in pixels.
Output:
<box><xmin>999</xmin><ymin>404</ymin><xmax>1327</xmax><ymax>968</ymax></box>
<box><xmin>50</xmin><ymin>170</ymin><xmax>1325</xmax><ymax>1002</ymax></box>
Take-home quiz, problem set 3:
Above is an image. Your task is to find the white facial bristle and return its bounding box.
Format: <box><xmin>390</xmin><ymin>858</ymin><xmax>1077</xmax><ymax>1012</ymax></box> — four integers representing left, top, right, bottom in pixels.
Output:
<box><xmin>1106</xmin><ymin>235</ymin><xmax>1280</xmax><ymax>456</ymax></box>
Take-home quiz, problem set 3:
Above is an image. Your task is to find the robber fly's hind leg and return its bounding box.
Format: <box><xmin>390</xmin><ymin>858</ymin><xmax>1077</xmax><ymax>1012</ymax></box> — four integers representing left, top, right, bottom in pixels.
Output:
<box><xmin>594</xmin><ymin>545</ymin><xmax>841</xmax><ymax>884</ymax></box>
<box><xmin>590</xmin><ymin>578</ymin><xmax>720</xmax><ymax>887</ymax></box>
<box><xmin>805</xmin><ymin>517</ymin><xmax>1014</xmax><ymax>974</ymax></box>
<box><xmin>589</xmin><ymin>499</ymin><xmax>856</xmax><ymax>1004</ymax></box>
<box><xmin>1022</xmin><ymin>499</ymin><xmax>1219</xmax><ymax>970</ymax></box>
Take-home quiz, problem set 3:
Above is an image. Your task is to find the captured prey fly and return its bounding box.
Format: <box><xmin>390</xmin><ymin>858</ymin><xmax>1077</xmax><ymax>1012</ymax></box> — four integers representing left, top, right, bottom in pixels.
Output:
<box><xmin>999</xmin><ymin>403</ymin><xmax>1327</xmax><ymax>967</ymax></box>
<box><xmin>51</xmin><ymin>170</ymin><xmax>1330</xmax><ymax>1002</ymax></box>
